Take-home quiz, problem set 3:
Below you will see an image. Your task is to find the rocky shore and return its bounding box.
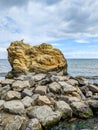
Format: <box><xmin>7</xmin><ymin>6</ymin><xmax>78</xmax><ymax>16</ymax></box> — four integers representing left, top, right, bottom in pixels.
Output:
<box><xmin>0</xmin><ymin>41</ymin><xmax>98</xmax><ymax>130</ymax></box>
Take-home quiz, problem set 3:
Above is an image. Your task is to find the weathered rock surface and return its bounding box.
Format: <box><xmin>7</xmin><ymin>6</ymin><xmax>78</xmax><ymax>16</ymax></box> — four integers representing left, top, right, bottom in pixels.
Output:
<box><xmin>37</xmin><ymin>95</ymin><xmax>51</xmax><ymax>105</ymax></box>
<box><xmin>34</xmin><ymin>85</ymin><xmax>47</xmax><ymax>95</ymax></box>
<box><xmin>0</xmin><ymin>100</ymin><xmax>5</xmax><ymax>110</ymax></box>
<box><xmin>6</xmin><ymin>91</ymin><xmax>21</xmax><ymax>100</ymax></box>
<box><xmin>7</xmin><ymin>41</ymin><xmax>67</xmax><ymax>77</ymax></box>
<box><xmin>4</xmin><ymin>100</ymin><xmax>25</xmax><ymax>115</ymax></box>
<box><xmin>28</xmin><ymin>105</ymin><xmax>62</xmax><ymax>126</ymax></box>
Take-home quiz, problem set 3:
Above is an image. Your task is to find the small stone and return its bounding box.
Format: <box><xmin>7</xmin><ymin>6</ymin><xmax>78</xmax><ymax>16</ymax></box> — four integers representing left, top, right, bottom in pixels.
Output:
<box><xmin>12</xmin><ymin>80</ymin><xmax>30</xmax><ymax>91</ymax></box>
<box><xmin>86</xmin><ymin>91</ymin><xmax>93</xmax><ymax>97</ymax></box>
<box><xmin>49</xmin><ymin>82</ymin><xmax>62</xmax><ymax>94</ymax></box>
<box><xmin>4</xmin><ymin>100</ymin><xmax>25</xmax><ymax>115</ymax></box>
<box><xmin>25</xmin><ymin>118</ymin><xmax>42</xmax><ymax>130</ymax></box>
<box><xmin>31</xmin><ymin>73</ymin><xmax>46</xmax><ymax>82</ymax></box>
<box><xmin>66</xmin><ymin>79</ymin><xmax>78</xmax><ymax>86</ymax></box>
<box><xmin>37</xmin><ymin>95</ymin><xmax>51</xmax><ymax>105</ymax></box>
<box><xmin>71</xmin><ymin>101</ymin><xmax>93</xmax><ymax>118</ymax></box>
<box><xmin>34</xmin><ymin>86</ymin><xmax>47</xmax><ymax>95</ymax></box>
<box><xmin>1</xmin><ymin>79</ymin><xmax>14</xmax><ymax>86</ymax></box>
<box><xmin>0</xmin><ymin>100</ymin><xmax>5</xmax><ymax>110</ymax></box>
<box><xmin>88</xmin><ymin>84</ymin><xmax>98</xmax><ymax>93</ymax></box>
<box><xmin>4</xmin><ymin>115</ymin><xmax>26</xmax><ymax>130</ymax></box>
<box><xmin>28</xmin><ymin>105</ymin><xmax>62</xmax><ymax>126</ymax></box>
<box><xmin>22</xmin><ymin>96</ymin><xmax>34</xmax><ymax>108</ymax></box>
<box><xmin>51</xmin><ymin>75</ymin><xmax>69</xmax><ymax>82</ymax></box>
<box><xmin>55</xmin><ymin>101</ymin><xmax>72</xmax><ymax>119</ymax></box>
<box><xmin>22</xmin><ymin>88</ymin><xmax>33</xmax><ymax>97</ymax></box>
<box><xmin>59</xmin><ymin>81</ymin><xmax>77</xmax><ymax>93</ymax></box>
<box><xmin>6</xmin><ymin>91</ymin><xmax>21</xmax><ymax>100</ymax></box>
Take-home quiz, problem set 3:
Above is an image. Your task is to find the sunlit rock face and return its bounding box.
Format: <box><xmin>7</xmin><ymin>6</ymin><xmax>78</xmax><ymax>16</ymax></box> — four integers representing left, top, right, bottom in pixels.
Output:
<box><xmin>7</xmin><ymin>40</ymin><xmax>67</xmax><ymax>77</ymax></box>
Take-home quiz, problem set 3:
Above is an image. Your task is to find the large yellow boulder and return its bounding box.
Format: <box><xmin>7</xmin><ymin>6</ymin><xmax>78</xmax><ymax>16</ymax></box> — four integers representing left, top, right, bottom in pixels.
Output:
<box><xmin>7</xmin><ymin>40</ymin><xmax>67</xmax><ymax>77</ymax></box>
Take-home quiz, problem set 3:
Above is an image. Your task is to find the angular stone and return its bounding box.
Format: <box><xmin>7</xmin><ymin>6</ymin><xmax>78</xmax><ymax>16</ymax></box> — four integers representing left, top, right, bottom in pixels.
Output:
<box><xmin>12</xmin><ymin>80</ymin><xmax>30</xmax><ymax>91</ymax></box>
<box><xmin>21</xmin><ymin>96</ymin><xmax>34</xmax><ymax>108</ymax></box>
<box><xmin>76</xmin><ymin>77</ymin><xmax>89</xmax><ymax>86</ymax></box>
<box><xmin>37</xmin><ymin>96</ymin><xmax>51</xmax><ymax>105</ymax></box>
<box><xmin>59</xmin><ymin>81</ymin><xmax>77</xmax><ymax>93</ymax></box>
<box><xmin>1</xmin><ymin>79</ymin><xmax>14</xmax><ymax>86</ymax></box>
<box><xmin>66</xmin><ymin>79</ymin><xmax>78</xmax><ymax>86</ymax></box>
<box><xmin>4</xmin><ymin>115</ymin><xmax>26</xmax><ymax>130</ymax></box>
<box><xmin>28</xmin><ymin>105</ymin><xmax>62</xmax><ymax>126</ymax></box>
<box><xmin>49</xmin><ymin>82</ymin><xmax>62</xmax><ymax>94</ymax></box>
<box><xmin>88</xmin><ymin>84</ymin><xmax>98</xmax><ymax>93</ymax></box>
<box><xmin>0</xmin><ymin>100</ymin><xmax>5</xmax><ymax>110</ymax></box>
<box><xmin>25</xmin><ymin>118</ymin><xmax>42</xmax><ymax>130</ymax></box>
<box><xmin>86</xmin><ymin>91</ymin><xmax>93</xmax><ymax>97</ymax></box>
<box><xmin>51</xmin><ymin>75</ymin><xmax>69</xmax><ymax>82</ymax></box>
<box><xmin>55</xmin><ymin>101</ymin><xmax>72</xmax><ymax>119</ymax></box>
<box><xmin>31</xmin><ymin>73</ymin><xmax>46</xmax><ymax>82</ymax></box>
<box><xmin>22</xmin><ymin>88</ymin><xmax>33</xmax><ymax>97</ymax></box>
<box><xmin>6</xmin><ymin>91</ymin><xmax>21</xmax><ymax>100</ymax></box>
<box><xmin>4</xmin><ymin>100</ymin><xmax>25</xmax><ymax>115</ymax></box>
<box><xmin>71</xmin><ymin>101</ymin><xmax>93</xmax><ymax>118</ymax></box>
<box><xmin>34</xmin><ymin>86</ymin><xmax>47</xmax><ymax>95</ymax></box>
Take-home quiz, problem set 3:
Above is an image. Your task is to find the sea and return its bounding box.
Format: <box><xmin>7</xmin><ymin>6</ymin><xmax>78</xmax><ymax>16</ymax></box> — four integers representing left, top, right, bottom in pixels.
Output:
<box><xmin>0</xmin><ymin>59</ymin><xmax>98</xmax><ymax>130</ymax></box>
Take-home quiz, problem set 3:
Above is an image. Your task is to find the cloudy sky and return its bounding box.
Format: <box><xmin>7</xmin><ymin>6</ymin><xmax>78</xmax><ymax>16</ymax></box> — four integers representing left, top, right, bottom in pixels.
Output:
<box><xmin>0</xmin><ymin>0</ymin><xmax>98</xmax><ymax>59</ymax></box>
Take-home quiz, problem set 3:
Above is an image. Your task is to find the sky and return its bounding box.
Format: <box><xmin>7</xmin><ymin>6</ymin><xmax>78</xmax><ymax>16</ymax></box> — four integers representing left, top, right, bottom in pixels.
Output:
<box><xmin>0</xmin><ymin>0</ymin><xmax>98</xmax><ymax>59</ymax></box>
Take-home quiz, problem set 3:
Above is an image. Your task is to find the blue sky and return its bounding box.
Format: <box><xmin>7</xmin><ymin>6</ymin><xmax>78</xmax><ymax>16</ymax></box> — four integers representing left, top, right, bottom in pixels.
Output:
<box><xmin>0</xmin><ymin>0</ymin><xmax>98</xmax><ymax>59</ymax></box>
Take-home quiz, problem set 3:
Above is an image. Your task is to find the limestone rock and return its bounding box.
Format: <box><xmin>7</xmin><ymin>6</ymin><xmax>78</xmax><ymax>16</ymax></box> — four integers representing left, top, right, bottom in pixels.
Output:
<box><xmin>12</xmin><ymin>80</ymin><xmax>30</xmax><ymax>91</ymax></box>
<box><xmin>34</xmin><ymin>85</ymin><xmax>47</xmax><ymax>95</ymax></box>
<box><xmin>4</xmin><ymin>115</ymin><xmax>26</xmax><ymax>130</ymax></box>
<box><xmin>22</xmin><ymin>88</ymin><xmax>33</xmax><ymax>97</ymax></box>
<box><xmin>28</xmin><ymin>105</ymin><xmax>62</xmax><ymax>126</ymax></box>
<box><xmin>37</xmin><ymin>95</ymin><xmax>51</xmax><ymax>105</ymax></box>
<box><xmin>7</xmin><ymin>41</ymin><xmax>67</xmax><ymax>77</ymax></box>
<box><xmin>71</xmin><ymin>101</ymin><xmax>93</xmax><ymax>118</ymax></box>
<box><xmin>1</xmin><ymin>79</ymin><xmax>14</xmax><ymax>86</ymax></box>
<box><xmin>6</xmin><ymin>91</ymin><xmax>21</xmax><ymax>100</ymax></box>
<box><xmin>24</xmin><ymin>118</ymin><xmax>42</xmax><ymax>130</ymax></box>
<box><xmin>0</xmin><ymin>100</ymin><xmax>5</xmax><ymax>110</ymax></box>
<box><xmin>4</xmin><ymin>100</ymin><xmax>25</xmax><ymax>115</ymax></box>
<box><xmin>55</xmin><ymin>101</ymin><xmax>72</xmax><ymax>119</ymax></box>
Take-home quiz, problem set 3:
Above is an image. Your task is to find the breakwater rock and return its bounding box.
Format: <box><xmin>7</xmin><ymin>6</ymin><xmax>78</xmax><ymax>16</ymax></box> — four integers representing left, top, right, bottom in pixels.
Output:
<box><xmin>7</xmin><ymin>41</ymin><xmax>67</xmax><ymax>78</ymax></box>
<box><xmin>0</xmin><ymin>72</ymin><xmax>98</xmax><ymax>130</ymax></box>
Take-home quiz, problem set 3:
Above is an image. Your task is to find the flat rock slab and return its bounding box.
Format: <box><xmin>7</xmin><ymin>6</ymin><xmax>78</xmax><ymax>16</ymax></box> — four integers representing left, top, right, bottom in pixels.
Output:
<box><xmin>0</xmin><ymin>100</ymin><xmax>5</xmax><ymax>110</ymax></box>
<box><xmin>4</xmin><ymin>100</ymin><xmax>25</xmax><ymax>115</ymax></box>
<box><xmin>1</xmin><ymin>79</ymin><xmax>14</xmax><ymax>86</ymax></box>
<box><xmin>28</xmin><ymin>105</ymin><xmax>61</xmax><ymax>126</ymax></box>
<box><xmin>4</xmin><ymin>115</ymin><xmax>26</xmax><ymax>130</ymax></box>
<box><xmin>71</xmin><ymin>101</ymin><xmax>93</xmax><ymax>118</ymax></box>
<box><xmin>34</xmin><ymin>85</ymin><xmax>47</xmax><ymax>95</ymax></box>
<box><xmin>6</xmin><ymin>91</ymin><xmax>21</xmax><ymax>100</ymax></box>
<box><xmin>59</xmin><ymin>81</ymin><xmax>77</xmax><ymax>93</ymax></box>
<box><xmin>12</xmin><ymin>80</ymin><xmax>30</xmax><ymax>91</ymax></box>
<box><xmin>55</xmin><ymin>101</ymin><xmax>72</xmax><ymax>119</ymax></box>
<box><xmin>31</xmin><ymin>73</ymin><xmax>46</xmax><ymax>82</ymax></box>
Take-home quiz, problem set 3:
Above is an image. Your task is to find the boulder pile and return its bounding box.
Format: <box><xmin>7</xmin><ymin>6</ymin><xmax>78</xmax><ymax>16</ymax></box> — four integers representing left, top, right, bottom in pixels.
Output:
<box><xmin>0</xmin><ymin>41</ymin><xmax>98</xmax><ymax>130</ymax></box>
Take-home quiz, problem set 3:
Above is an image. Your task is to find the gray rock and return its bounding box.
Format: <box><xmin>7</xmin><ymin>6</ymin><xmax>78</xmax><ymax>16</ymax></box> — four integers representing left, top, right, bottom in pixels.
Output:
<box><xmin>6</xmin><ymin>91</ymin><xmax>21</xmax><ymax>100</ymax></box>
<box><xmin>88</xmin><ymin>84</ymin><xmax>98</xmax><ymax>93</ymax></box>
<box><xmin>24</xmin><ymin>118</ymin><xmax>42</xmax><ymax>130</ymax></box>
<box><xmin>49</xmin><ymin>82</ymin><xmax>62</xmax><ymax>94</ymax></box>
<box><xmin>28</xmin><ymin>105</ymin><xmax>62</xmax><ymax>126</ymax></box>
<box><xmin>76</xmin><ymin>77</ymin><xmax>89</xmax><ymax>86</ymax></box>
<box><xmin>58</xmin><ymin>81</ymin><xmax>77</xmax><ymax>93</ymax></box>
<box><xmin>77</xmin><ymin>87</ymin><xmax>86</xmax><ymax>100</ymax></box>
<box><xmin>0</xmin><ymin>100</ymin><xmax>5</xmax><ymax>110</ymax></box>
<box><xmin>4</xmin><ymin>100</ymin><xmax>25</xmax><ymax>115</ymax></box>
<box><xmin>51</xmin><ymin>75</ymin><xmax>69</xmax><ymax>82</ymax></box>
<box><xmin>4</xmin><ymin>115</ymin><xmax>26</xmax><ymax>130</ymax></box>
<box><xmin>30</xmin><ymin>73</ymin><xmax>46</xmax><ymax>82</ymax></box>
<box><xmin>66</xmin><ymin>79</ymin><xmax>78</xmax><ymax>86</ymax></box>
<box><xmin>55</xmin><ymin>101</ymin><xmax>72</xmax><ymax>119</ymax></box>
<box><xmin>22</xmin><ymin>88</ymin><xmax>33</xmax><ymax>97</ymax></box>
<box><xmin>0</xmin><ymin>85</ymin><xmax>11</xmax><ymax>99</ymax></box>
<box><xmin>22</xmin><ymin>96</ymin><xmax>34</xmax><ymax>108</ymax></box>
<box><xmin>86</xmin><ymin>91</ymin><xmax>93</xmax><ymax>97</ymax></box>
<box><xmin>12</xmin><ymin>80</ymin><xmax>30</xmax><ymax>91</ymax></box>
<box><xmin>1</xmin><ymin>79</ymin><xmax>14</xmax><ymax>86</ymax></box>
<box><xmin>34</xmin><ymin>86</ymin><xmax>47</xmax><ymax>95</ymax></box>
<box><xmin>71</xmin><ymin>101</ymin><xmax>93</xmax><ymax>118</ymax></box>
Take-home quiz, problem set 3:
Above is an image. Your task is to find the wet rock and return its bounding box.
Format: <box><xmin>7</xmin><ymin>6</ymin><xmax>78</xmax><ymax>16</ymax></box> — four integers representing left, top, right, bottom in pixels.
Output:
<box><xmin>0</xmin><ymin>100</ymin><xmax>5</xmax><ymax>110</ymax></box>
<box><xmin>49</xmin><ymin>82</ymin><xmax>62</xmax><ymax>94</ymax></box>
<box><xmin>1</xmin><ymin>79</ymin><xmax>14</xmax><ymax>86</ymax></box>
<box><xmin>37</xmin><ymin>95</ymin><xmax>51</xmax><ymax>105</ymax></box>
<box><xmin>88</xmin><ymin>84</ymin><xmax>98</xmax><ymax>93</ymax></box>
<box><xmin>22</xmin><ymin>96</ymin><xmax>34</xmax><ymax>108</ymax></box>
<box><xmin>34</xmin><ymin>85</ymin><xmax>47</xmax><ymax>95</ymax></box>
<box><xmin>22</xmin><ymin>88</ymin><xmax>33</xmax><ymax>97</ymax></box>
<box><xmin>4</xmin><ymin>115</ymin><xmax>26</xmax><ymax>130</ymax></box>
<box><xmin>24</xmin><ymin>118</ymin><xmax>42</xmax><ymax>130</ymax></box>
<box><xmin>12</xmin><ymin>80</ymin><xmax>30</xmax><ymax>91</ymax></box>
<box><xmin>4</xmin><ymin>100</ymin><xmax>25</xmax><ymax>115</ymax></box>
<box><xmin>28</xmin><ymin>105</ymin><xmax>62</xmax><ymax>126</ymax></box>
<box><xmin>58</xmin><ymin>81</ymin><xmax>77</xmax><ymax>93</ymax></box>
<box><xmin>71</xmin><ymin>101</ymin><xmax>93</xmax><ymax>118</ymax></box>
<box><xmin>55</xmin><ymin>101</ymin><xmax>72</xmax><ymax>119</ymax></box>
<box><xmin>6</xmin><ymin>91</ymin><xmax>21</xmax><ymax>100</ymax></box>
